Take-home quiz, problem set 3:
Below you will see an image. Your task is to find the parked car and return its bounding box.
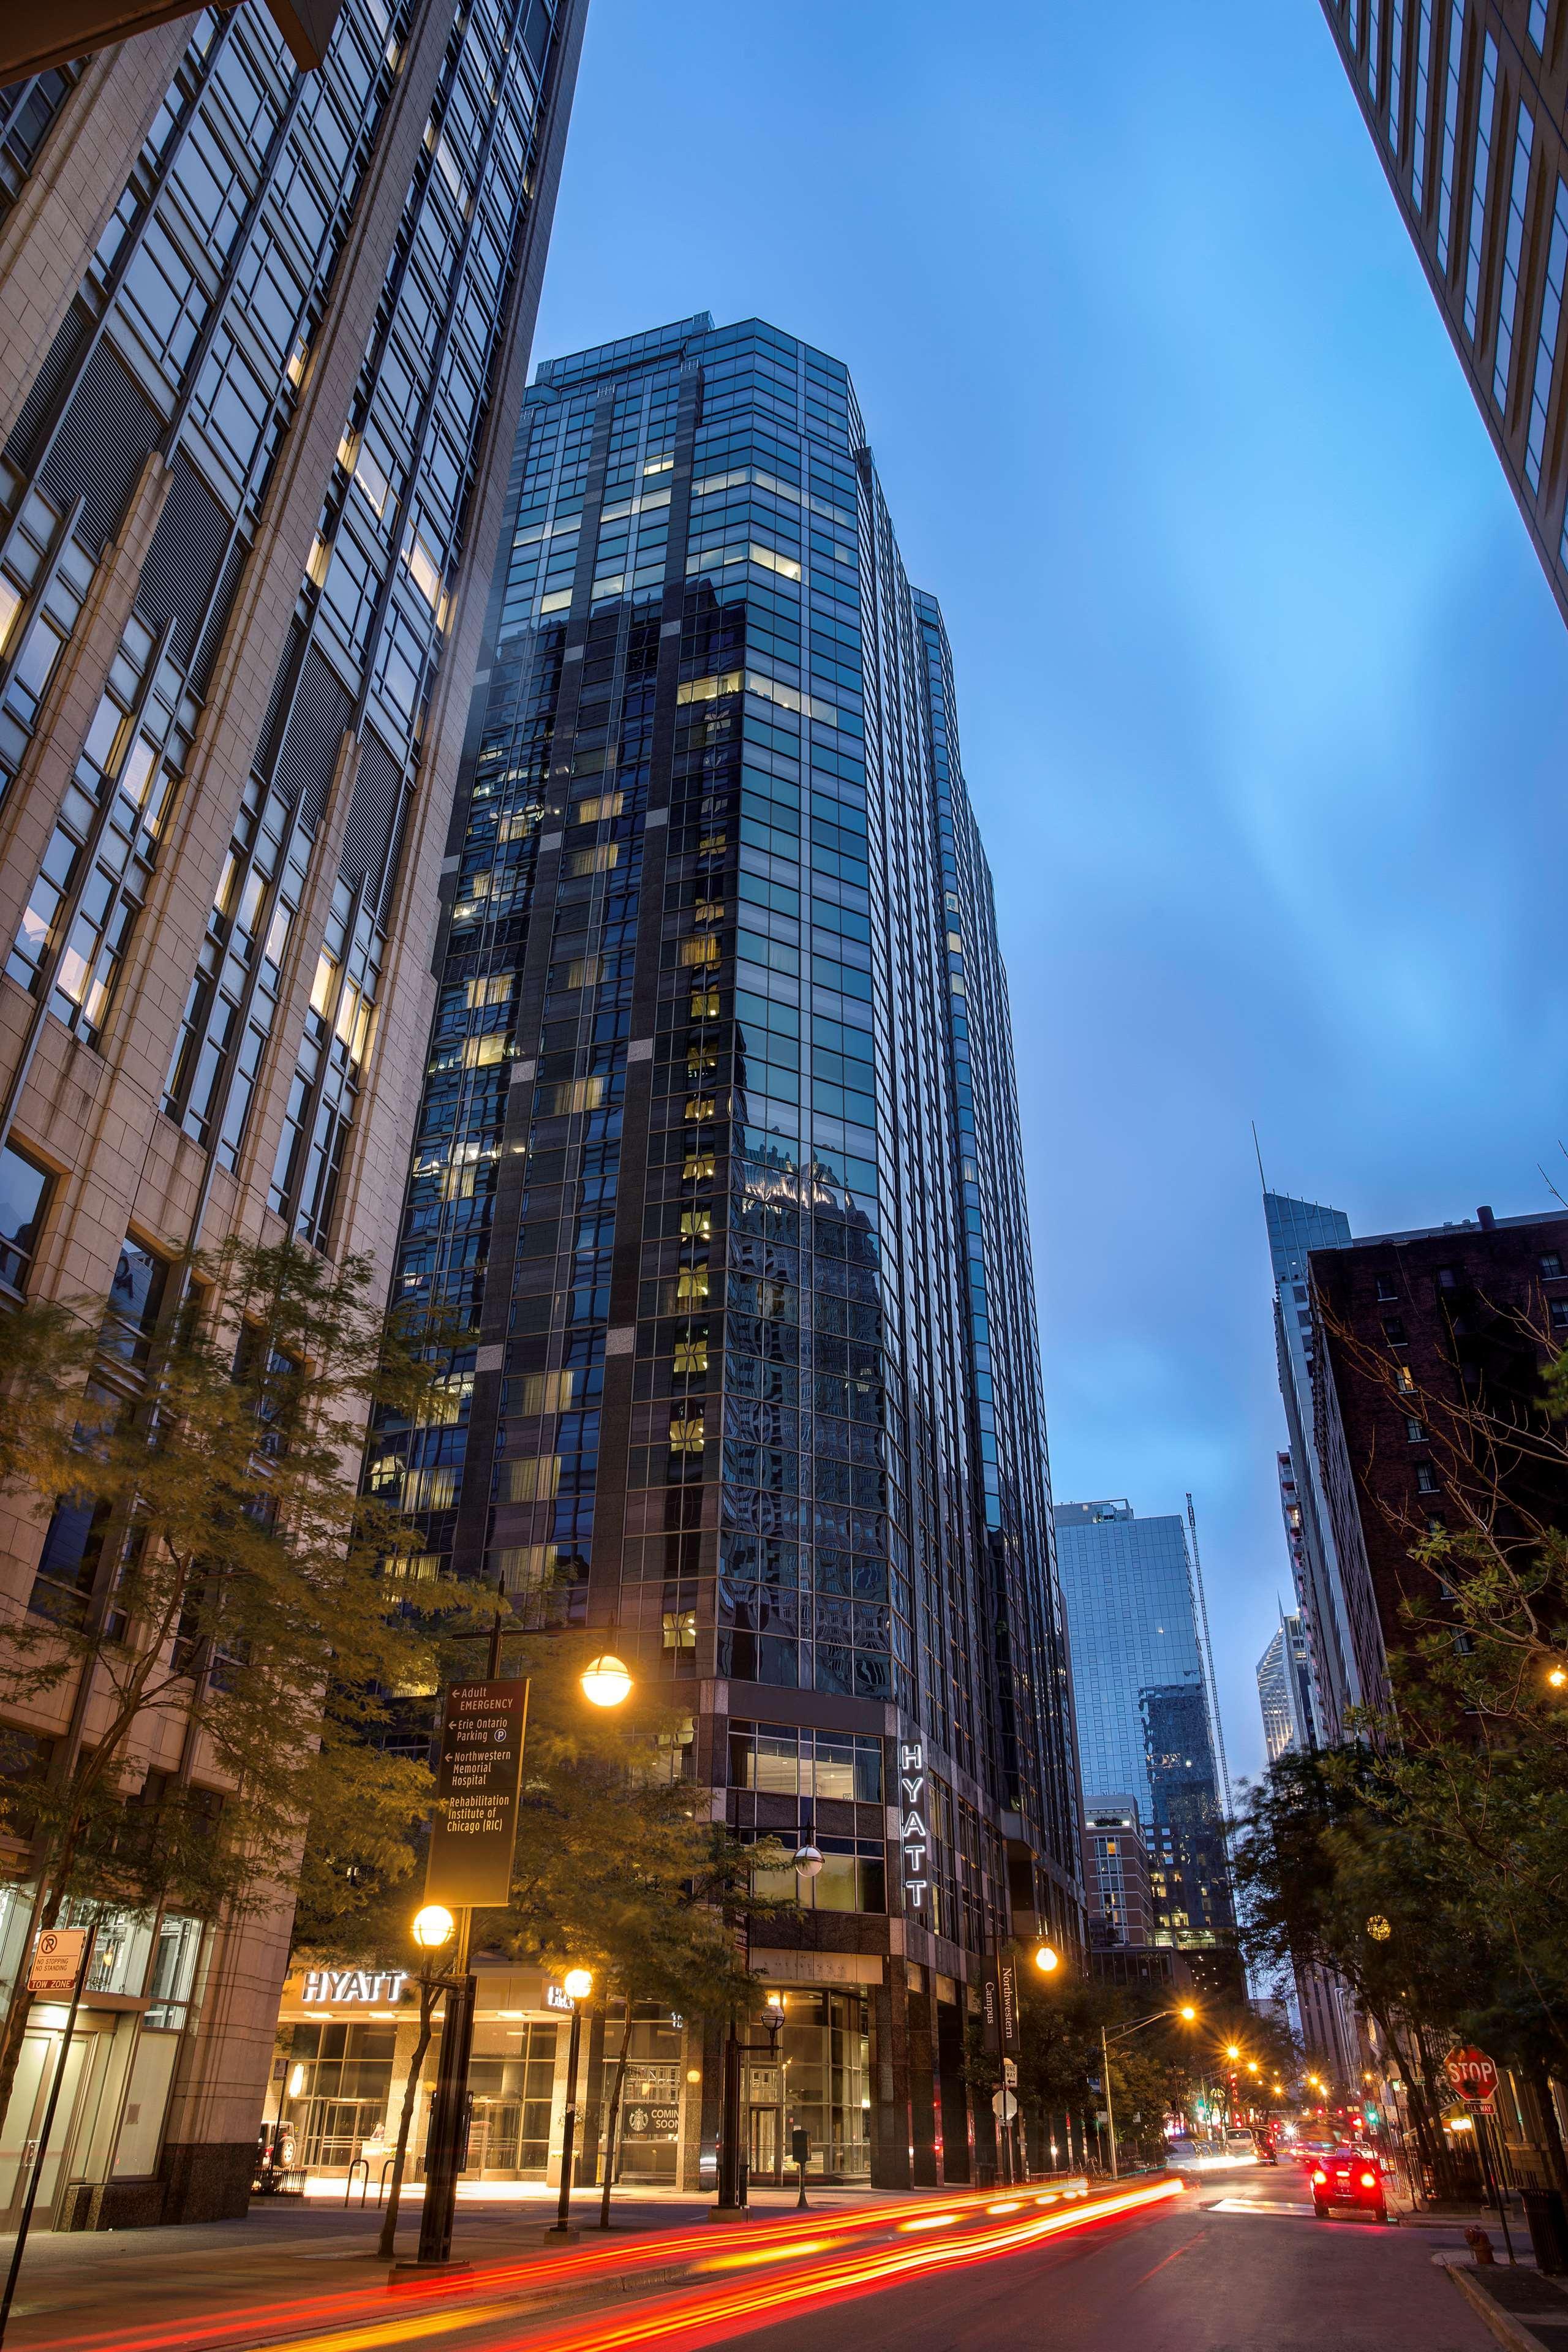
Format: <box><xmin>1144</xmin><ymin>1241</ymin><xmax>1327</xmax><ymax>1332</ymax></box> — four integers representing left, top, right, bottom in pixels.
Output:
<box><xmin>1225</xmin><ymin>2128</ymin><xmax>1259</xmax><ymax>2158</ymax></box>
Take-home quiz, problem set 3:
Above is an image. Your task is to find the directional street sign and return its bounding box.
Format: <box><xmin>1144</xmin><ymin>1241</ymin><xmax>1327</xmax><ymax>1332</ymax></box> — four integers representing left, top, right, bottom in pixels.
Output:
<box><xmin>424</xmin><ymin>1679</ymin><xmax>529</xmax><ymax>1909</ymax></box>
<box><xmin>1443</xmin><ymin>2046</ymin><xmax>1499</xmax><ymax>2107</ymax></box>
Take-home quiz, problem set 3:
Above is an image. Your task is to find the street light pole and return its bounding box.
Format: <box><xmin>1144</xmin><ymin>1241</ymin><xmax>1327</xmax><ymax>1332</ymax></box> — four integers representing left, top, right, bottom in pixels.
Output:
<box><xmin>549</xmin><ymin>1978</ymin><xmax>591</xmax><ymax>2238</ymax></box>
<box><xmin>415</xmin><ymin>1909</ymin><xmax>473</xmax><ymax>2269</ymax></box>
<box><xmin>1099</xmin><ymin>2024</ymin><xmax>1119</xmax><ymax>2181</ymax></box>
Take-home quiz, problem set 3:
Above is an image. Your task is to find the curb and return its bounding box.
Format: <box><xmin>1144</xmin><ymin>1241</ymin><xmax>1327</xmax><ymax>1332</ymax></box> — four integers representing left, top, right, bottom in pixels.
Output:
<box><xmin>1436</xmin><ymin>2256</ymin><xmax>1551</xmax><ymax>2352</ymax></box>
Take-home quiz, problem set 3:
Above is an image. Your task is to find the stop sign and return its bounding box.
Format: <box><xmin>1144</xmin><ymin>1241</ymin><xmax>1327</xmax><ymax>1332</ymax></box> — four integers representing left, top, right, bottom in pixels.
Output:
<box><xmin>1443</xmin><ymin>2046</ymin><xmax>1499</xmax><ymax>2105</ymax></box>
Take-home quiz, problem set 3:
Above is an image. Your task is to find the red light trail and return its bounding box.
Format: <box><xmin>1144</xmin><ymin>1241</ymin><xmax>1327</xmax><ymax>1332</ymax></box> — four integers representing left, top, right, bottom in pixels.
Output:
<box><xmin>49</xmin><ymin>2177</ymin><xmax>1181</xmax><ymax>2352</ymax></box>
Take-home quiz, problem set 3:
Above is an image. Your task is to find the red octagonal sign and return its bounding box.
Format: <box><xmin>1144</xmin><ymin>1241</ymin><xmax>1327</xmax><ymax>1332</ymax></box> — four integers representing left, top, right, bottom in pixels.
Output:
<box><xmin>1443</xmin><ymin>2046</ymin><xmax>1499</xmax><ymax>2105</ymax></box>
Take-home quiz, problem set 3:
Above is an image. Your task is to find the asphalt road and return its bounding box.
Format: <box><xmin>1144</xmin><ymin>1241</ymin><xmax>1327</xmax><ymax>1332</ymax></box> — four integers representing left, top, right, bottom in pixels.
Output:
<box><xmin>689</xmin><ymin>2166</ymin><xmax>1494</xmax><ymax>2352</ymax></box>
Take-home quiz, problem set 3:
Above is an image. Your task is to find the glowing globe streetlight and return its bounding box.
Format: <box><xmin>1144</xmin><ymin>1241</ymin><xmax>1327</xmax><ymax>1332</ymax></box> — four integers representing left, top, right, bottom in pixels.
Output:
<box><xmin>1366</xmin><ymin>1914</ymin><xmax>1392</xmax><ymax>1942</ymax></box>
<box><xmin>549</xmin><ymin>1969</ymin><xmax>594</xmax><ymax>2237</ymax></box>
<box><xmin>579</xmin><ymin>1653</ymin><xmax>632</xmax><ymax>1707</ymax></box>
<box><xmin>563</xmin><ymin>1967</ymin><xmax>593</xmax><ymax>2002</ymax></box>
<box><xmin>1033</xmin><ymin>1943</ymin><xmax>1060</xmax><ymax>1973</ymax></box>
<box><xmin>1547</xmin><ymin>1663</ymin><xmax>1567</xmax><ymax>1688</ymax></box>
<box><xmin>1179</xmin><ymin>2005</ymin><xmax>1197</xmax><ymax>2022</ymax></box>
<box><xmin>792</xmin><ymin>1842</ymin><xmax>824</xmax><ymax>1879</ymax></box>
<box><xmin>412</xmin><ymin>1904</ymin><xmax>455</xmax><ymax>1950</ymax></box>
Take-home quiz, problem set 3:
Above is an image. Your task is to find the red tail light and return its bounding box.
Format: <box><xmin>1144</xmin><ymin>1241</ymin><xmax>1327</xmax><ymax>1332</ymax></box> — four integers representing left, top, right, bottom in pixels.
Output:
<box><xmin>1312</xmin><ymin>2170</ymin><xmax>1327</xmax><ymax>2184</ymax></box>
<box><xmin>1359</xmin><ymin>2172</ymin><xmax>1376</xmax><ymax>2188</ymax></box>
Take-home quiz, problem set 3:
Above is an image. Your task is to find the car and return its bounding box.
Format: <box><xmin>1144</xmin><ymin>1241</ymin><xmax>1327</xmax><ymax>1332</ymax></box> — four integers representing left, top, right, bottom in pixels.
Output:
<box><xmin>1311</xmin><ymin>2147</ymin><xmax>1389</xmax><ymax>2222</ymax></box>
<box><xmin>1165</xmin><ymin>2135</ymin><xmax>1202</xmax><ymax>2168</ymax></box>
<box><xmin>1225</xmin><ymin>2128</ymin><xmax>1258</xmax><ymax>2158</ymax></box>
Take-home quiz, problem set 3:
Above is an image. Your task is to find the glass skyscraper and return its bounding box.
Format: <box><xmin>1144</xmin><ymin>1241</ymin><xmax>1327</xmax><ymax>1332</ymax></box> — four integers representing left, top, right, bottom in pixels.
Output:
<box><xmin>1053</xmin><ymin>1501</ymin><xmax>1234</xmax><ymax>1953</ymax></box>
<box><xmin>380</xmin><ymin>311</ymin><xmax>1082</xmax><ymax>2188</ymax></box>
<box><xmin>0</xmin><ymin>0</ymin><xmax>584</xmax><ymax>2228</ymax></box>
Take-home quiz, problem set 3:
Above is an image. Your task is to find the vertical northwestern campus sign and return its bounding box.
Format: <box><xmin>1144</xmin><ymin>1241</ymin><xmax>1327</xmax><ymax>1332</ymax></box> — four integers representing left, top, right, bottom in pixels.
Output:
<box><xmin>424</xmin><ymin>1679</ymin><xmax>529</xmax><ymax>1909</ymax></box>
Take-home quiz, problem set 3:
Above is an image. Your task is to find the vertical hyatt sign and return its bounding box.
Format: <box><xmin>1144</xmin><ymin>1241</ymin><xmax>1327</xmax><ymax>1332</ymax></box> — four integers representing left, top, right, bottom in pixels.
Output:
<box><xmin>424</xmin><ymin>1680</ymin><xmax>529</xmax><ymax>1909</ymax></box>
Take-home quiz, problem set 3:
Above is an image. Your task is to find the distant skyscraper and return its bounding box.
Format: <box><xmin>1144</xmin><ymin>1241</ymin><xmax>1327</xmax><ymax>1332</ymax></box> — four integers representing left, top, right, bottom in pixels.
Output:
<box><xmin>0</xmin><ymin>0</ymin><xmax>584</xmax><ymax>2228</ymax></box>
<box><xmin>373</xmin><ymin>311</ymin><xmax>1082</xmax><ymax>2190</ymax></box>
<box><xmin>1264</xmin><ymin>1191</ymin><xmax>1387</xmax><ymax>1743</ymax></box>
<box><xmin>1317</xmin><ymin>1</ymin><xmax>1568</xmax><ymax>627</ymax></box>
<box><xmin>1054</xmin><ymin>1501</ymin><xmax>1234</xmax><ymax>1951</ymax></box>
<box><xmin>1256</xmin><ymin>1610</ymin><xmax>1321</xmax><ymax>1763</ymax></box>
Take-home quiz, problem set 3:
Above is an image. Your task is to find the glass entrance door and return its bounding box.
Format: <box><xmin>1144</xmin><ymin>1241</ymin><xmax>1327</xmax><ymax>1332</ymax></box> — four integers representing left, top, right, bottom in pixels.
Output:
<box><xmin>748</xmin><ymin>2104</ymin><xmax>780</xmax><ymax>2184</ymax></box>
<box><xmin>0</xmin><ymin>2025</ymin><xmax>99</xmax><ymax>2222</ymax></box>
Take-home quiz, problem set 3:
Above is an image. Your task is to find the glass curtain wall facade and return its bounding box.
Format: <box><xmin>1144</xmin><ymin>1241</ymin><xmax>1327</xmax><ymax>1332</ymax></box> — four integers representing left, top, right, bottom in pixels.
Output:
<box><xmin>1052</xmin><ymin>1501</ymin><xmax>1234</xmax><ymax>1953</ymax></box>
<box><xmin>1318</xmin><ymin>0</ymin><xmax>1568</xmax><ymax>627</ymax></box>
<box><xmin>0</xmin><ymin>0</ymin><xmax>585</xmax><ymax>2227</ymax></box>
<box><xmin>383</xmin><ymin>311</ymin><xmax>1082</xmax><ymax>2188</ymax></box>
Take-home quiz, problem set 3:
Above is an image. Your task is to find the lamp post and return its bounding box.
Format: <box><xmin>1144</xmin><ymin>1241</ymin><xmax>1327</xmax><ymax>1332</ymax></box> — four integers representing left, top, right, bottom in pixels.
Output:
<box><xmin>411</xmin><ymin>1620</ymin><xmax>633</xmax><ymax>2270</ymax></box>
<box><xmin>713</xmin><ymin>1997</ymin><xmax>785</xmax><ymax>2220</ymax></box>
<box><xmin>412</xmin><ymin>1903</ymin><xmax>474</xmax><ymax>2269</ymax></box>
<box><xmin>1099</xmin><ymin>2004</ymin><xmax>1199</xmax><ymax>2182</ymax></box>
<box><xmin>548</xmin><ymin>1968</ymin><xmax>594</xmax><ymax>2238</ymax></box>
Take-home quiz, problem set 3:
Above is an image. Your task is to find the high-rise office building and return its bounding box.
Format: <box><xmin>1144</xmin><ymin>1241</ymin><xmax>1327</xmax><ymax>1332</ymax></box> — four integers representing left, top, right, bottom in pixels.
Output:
<box><xmin>0</xmin><ymin>0</ymin><xmax>584</xmax><ymax>2228</ymax></box>
<box><xmin>1317</xmin><ymin>1</ymin><xmax>1568</xmax><ymax>626</ymax></box>
<box><xmin>1256</xmin><ymin>1610</ymin><xmax>1321</xmax><ymax>1763</ymax></box>
<box><xmin>1052</xmin><ymin>1501</ymin><xmax>1234</xmax><ymax>1954</ymax></box>
<box><xmin>1264</xmin><ymin>1191</ymin><xmax>1387</xmax><ymax>1744</ymax></box>
<box><xmin>370</xmin><ymin>311</ymin><xmax>1082</xmax><ymax>2190</ymax></box>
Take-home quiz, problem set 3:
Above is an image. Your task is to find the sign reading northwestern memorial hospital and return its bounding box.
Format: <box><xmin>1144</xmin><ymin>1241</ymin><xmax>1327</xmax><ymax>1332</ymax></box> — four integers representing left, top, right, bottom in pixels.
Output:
<box><xmin>424</xmin><ymin>1680</ymin><xmax>529</xmax><ymax>1909</ymax></box>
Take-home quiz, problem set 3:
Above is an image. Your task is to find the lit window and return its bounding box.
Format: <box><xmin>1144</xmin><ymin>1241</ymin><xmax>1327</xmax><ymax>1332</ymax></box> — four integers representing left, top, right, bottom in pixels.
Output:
<box><xmin>462</xmin><ymin>1033</ymin><xmax>506</xmax><ymax>1068</ymax></box>
<box><xmin>681</xmin><ymin>1209</ymin><xmax>712</xmax><ymax>1238</ymax></box>
<box><xmin>404</xmin><ymin>527</ymin><xmax>443</xmax><ymax>608</ymax></box>
<box><xmin>674</xmin><ymin>1336</ymin><xmax>708</xmax><ymax>1374</ymax></box>
<box><xmin>668</xmin><ymin>1417</ymin><xmax>704</xmax><ymax>1453</ymax></box>
<box><xmin>682</xmin><ymin>1153</ymin><xmax>715</xmax><ymax>1183</ymax></box>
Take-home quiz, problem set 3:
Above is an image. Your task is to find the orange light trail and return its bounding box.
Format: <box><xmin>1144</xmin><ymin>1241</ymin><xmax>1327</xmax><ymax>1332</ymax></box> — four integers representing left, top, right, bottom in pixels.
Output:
<box><xmin>507</xmin><ymin>2175</ymin><xmax>1184</xmax><ymax>2352</ymax></box>
<box><xmin>51</xmin><ymin>2177</ymin><xmax>1178</xmax><ymax>2352</ymax></box>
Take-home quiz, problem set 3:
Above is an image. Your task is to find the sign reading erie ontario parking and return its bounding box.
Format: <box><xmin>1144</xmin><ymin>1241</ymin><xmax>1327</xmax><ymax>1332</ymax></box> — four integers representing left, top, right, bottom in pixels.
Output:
<box><xmin>424</xmin><ymin>1679</ymin><xmax>529</xmax><ymax>1909</ymax></box>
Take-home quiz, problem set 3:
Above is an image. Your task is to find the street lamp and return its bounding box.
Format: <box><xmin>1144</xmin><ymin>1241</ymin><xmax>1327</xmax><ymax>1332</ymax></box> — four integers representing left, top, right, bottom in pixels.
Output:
<box><xmin>548</xmin><ymin>1968</ymin><xmax>594</xmax><ymax>2238</ymax></box>
<box><xmin>412</xmin><ymin>1905</ymin><xmax>454</xmax><ymax>1951</ymax></box>
<box><xmin>579</xmin><ymin>1654</ymin><xmax>633</xmax><ymax>1707</ymax></box>
<box><xmin>713</xmin><ymin>1997</ymin><xmax>785</xmax><ymax>2219</ymax></box>
<box><xmin>1033</xmin><ymin>1943</ymin><xmax>1060</xmax><ymax>1973</ymax></box>
<box><xmin>1098</xmin><ymin>2007</ymin><xmax>1199</xmax><ymax>2181</ymax></box>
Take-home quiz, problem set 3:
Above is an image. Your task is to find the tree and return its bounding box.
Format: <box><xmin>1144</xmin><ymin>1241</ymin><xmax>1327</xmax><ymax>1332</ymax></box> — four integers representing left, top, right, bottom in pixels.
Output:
<box><xmin>0</xmin><ymin>1237</ymin><xmax>456</xmax><ymax>2136</ymax></box>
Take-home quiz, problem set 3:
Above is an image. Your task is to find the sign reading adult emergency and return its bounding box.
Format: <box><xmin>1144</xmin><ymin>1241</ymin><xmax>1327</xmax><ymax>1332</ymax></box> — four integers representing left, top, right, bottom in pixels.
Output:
<box><xmin>424</xmin><ymin>1678</ymin><xmax>529</xmax><ymax>1909</ymax></box>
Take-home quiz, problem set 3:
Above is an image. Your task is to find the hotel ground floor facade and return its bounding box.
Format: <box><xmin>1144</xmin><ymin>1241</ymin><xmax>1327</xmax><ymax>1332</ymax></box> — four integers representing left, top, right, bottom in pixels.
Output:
<box><xmin>265</xmin><ymin>1932</ymin><xmax>1086</xmax><ymax>2198</ymax></box>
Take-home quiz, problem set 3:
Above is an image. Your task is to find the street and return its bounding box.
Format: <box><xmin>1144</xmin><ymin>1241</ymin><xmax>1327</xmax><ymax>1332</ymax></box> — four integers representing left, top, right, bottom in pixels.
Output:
<box><xmin>5</xmin><ymin>2165</ymin><xmax>1510</xmax><ymax>2352</ymax></box>
<box><xmin>693</xmin><ymin>2168</ymin><xmax>1496</xmax><ymax>2352</ymax></box>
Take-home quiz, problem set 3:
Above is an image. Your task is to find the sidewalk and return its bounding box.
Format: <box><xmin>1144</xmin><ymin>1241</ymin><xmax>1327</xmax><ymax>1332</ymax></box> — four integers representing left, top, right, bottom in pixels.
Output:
<box><xmin>1435</xmin><ymin>2252</ymin><xmax>1568</xmax><ymax>2351</ymax></box>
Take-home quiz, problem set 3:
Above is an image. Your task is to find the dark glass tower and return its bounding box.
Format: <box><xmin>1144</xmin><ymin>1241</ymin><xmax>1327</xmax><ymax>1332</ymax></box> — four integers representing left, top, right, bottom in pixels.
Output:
<box><xmin>385</xmin><ymin>312</ymin><xmax>1082</xmax><ymax>2187</ymax></box>
<box><xmin>1319</xmin><ymin>0</ymin><xmax>1568</xmax><ymax>625</ymax></box>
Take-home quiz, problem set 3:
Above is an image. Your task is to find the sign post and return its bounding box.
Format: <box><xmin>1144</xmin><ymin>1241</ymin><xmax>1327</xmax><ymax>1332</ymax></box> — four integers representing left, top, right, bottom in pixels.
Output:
<box><xmin>415</xmin><ymin>1680</ymin><xmax>528</xmax><ymax>2269</ymax></box>
<box><xmin>0</xmin><ymin>1926</ymin><xmax>96</xmax><ymax>2347</ymax></box>
<box><xmin>1444</xmin><ymin>2045</ymin><xmax>1515</xmax><ymax>2264</ymax></box>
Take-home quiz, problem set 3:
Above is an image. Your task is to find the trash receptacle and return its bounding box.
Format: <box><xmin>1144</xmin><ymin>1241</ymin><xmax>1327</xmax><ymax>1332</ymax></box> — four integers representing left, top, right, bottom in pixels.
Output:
<box><xmin>1521</xmin><ymin>2187</ymin><xmax>1568</xmax><ymax>2274</ymax></box>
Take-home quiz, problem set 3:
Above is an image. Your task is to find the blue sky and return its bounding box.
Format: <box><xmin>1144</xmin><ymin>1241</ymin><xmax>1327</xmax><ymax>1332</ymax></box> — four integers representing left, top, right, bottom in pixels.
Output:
<box><xmin>532</xmin><ymin>1</ymin><xmax>1568</xmax><ymax>1786</ymax></box>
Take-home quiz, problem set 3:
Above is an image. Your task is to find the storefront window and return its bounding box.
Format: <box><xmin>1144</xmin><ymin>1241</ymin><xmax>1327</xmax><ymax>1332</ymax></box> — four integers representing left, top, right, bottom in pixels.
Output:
<box><xmin>284</xmin><ymin>2020</ymin><xmax>399</xmax><ymax>2169</ymax></box>
<box><xmin>611</xmin><ymin>2010</ymin><xmax>684</xmax><ymax>2182</ymax></box>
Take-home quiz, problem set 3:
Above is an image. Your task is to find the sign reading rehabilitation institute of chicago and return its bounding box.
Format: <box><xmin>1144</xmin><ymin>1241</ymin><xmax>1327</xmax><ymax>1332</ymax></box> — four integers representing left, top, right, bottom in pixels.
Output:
<box><xmin>424</xmin><ymin>1680</ymin><xmax>529</xmax><ymax>1910</ymax></box>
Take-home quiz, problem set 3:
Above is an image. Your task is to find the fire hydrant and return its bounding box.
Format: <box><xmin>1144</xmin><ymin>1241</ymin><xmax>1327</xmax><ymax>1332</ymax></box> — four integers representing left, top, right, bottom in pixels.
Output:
<box><xmin>1464</xmin><ymin>2226</ymin><xmax>1496</xmax><ymax>2266</ymax></box>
